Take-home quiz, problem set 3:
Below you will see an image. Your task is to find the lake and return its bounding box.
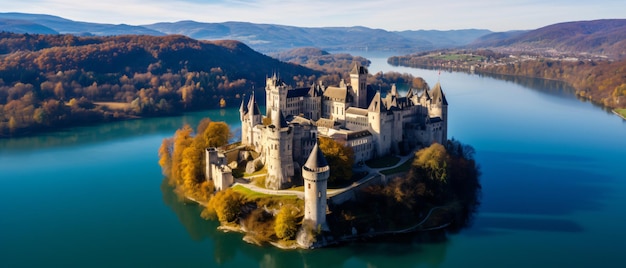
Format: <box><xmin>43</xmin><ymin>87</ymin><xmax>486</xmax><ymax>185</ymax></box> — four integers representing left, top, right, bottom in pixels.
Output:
<box><xmin>1</xmin><ymin>55</ymin><xmax>625</xmax><ymax>267</ymax></box>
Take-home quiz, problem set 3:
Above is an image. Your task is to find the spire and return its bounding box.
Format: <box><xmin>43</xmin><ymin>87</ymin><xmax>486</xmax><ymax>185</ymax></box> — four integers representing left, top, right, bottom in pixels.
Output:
<box><xmin>350</xmin><ymin>62</ymin><xmax>360</xmax><ymax>75</ymax></box>
<box><xmin>390</xmin><ymin>84</ymin><xmax>398</xmax><ymax>97</ymax></box>
<box><xmin>247</xmin><ymin>92</ymin><xmax>261</xmax><ymax>115</ymax></box>
<box><xmin>303</xmin><ymin>142</ymin><xmax>328</xmax><ymax>172</ymax></box>
<box><xmin>430</xmin><ymin>82</ymin><xmax>448</xmax><ymax>105</ymax></box>
<box><xmin>239</xmin><ymin>94</ymin><xmax>248</xmax><ymax>115</ymax></box>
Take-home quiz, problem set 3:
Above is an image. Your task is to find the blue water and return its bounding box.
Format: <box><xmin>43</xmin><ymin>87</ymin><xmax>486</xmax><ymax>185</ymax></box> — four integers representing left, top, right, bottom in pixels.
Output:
<box><xmin>1</xmin><ymin>57</ymin><xmax>625</xmax><ymax>267</ymax></box>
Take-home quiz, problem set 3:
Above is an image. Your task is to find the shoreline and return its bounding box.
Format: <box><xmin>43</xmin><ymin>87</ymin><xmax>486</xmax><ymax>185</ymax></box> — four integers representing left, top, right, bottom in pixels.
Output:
<box><xmin>181</xmin><ymin>190</ymin><xmax>451</xmax><ymax>250</ymax></box>
<box><xmin>613</xmin><ymin>110</ymin><xmax>626</xmax><ymax>120</ymax></box>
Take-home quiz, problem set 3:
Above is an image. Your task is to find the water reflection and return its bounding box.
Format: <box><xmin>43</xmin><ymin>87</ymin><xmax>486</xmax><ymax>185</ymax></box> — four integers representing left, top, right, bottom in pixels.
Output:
<box><xmin>0</xmin><ymin>109</ymin><xmax>242</xmax><ymax>153</ymax></box>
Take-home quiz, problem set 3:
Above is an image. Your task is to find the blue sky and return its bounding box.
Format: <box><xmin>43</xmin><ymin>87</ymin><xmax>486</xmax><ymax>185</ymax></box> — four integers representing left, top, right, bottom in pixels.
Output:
<box><xmin>1</xmin><ymin>0</ymin><xmax>624</xmax><ymax>31</ymax></box>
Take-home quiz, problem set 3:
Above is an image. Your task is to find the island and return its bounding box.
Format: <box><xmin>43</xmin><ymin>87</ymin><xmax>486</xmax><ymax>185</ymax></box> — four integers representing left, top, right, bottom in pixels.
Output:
<box><xmin>158</xmin><ymin>63</ymin><xmax>481</xmax><ymax>249</ymax></box>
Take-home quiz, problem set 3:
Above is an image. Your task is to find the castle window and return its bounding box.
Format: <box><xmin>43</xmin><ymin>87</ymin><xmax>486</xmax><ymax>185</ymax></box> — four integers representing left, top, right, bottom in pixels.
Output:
<box><xmin>318</xmin><ymin>191</ymin><xmax>321</xmax><ymax>198</ymax></box>
<box><xmin>308</xmin><ymin>183</ymin><xmax>311</xmax><ymax>189</ymax></box>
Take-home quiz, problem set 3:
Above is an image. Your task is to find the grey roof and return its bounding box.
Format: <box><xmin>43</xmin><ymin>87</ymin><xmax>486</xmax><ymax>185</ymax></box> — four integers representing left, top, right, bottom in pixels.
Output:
<box><xmin>367</xmin><ymin>91</ymin><xmax>386</xmax><ymax>112</ymax></box>
<box><xmin>347</xmin><ymin>130</ymin><xmax>372</xmax><ymax>140</ymax></box>
<box><xmin>324</xmin><ymin>86</ymin><xmax>349</xmax><ymax>101</ymax></box>
<box><xmin>247</xmin><ymin>93</ymin><xmax>261</xmax><ymax>115</ymax></box>
<box><xmin>286</xmin><ymin>87</ymin><xmax>310</xmax><ymax>98</ymax></box>
<box><xmin>315</xmin><ymin>118</ymin><xmax>339</xmax><ymax>128</ymax></box>
<box><xmin>429</xmin><ymin>82</ymin><xmax>448</xmax><ymax>105</ymax></box>
<box><xmin>346</xmin><ymin>107</ymin><xmax>368</xmax><ymax>116</ymax></box>
<box><xmin>350</xmin><ymin>62</ymin><xmax>368</xmax><ymax>75</ymax></box>
<box><xmin>304</xmin><ymin>142</ymin><xmax>328</xmax><ymax>170</ymax></box>
<box><xmin>239</xmin><ymin>96</ymin><xmax>248</xmax><ymax>114</ymax></box>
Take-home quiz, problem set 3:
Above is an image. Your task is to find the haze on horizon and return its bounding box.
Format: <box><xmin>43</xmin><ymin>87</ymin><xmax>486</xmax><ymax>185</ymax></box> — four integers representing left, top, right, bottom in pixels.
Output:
<box><xmin>1</xmin><ymin>0</ymin><xmax>624</xmax><ymax>32</ymax></box>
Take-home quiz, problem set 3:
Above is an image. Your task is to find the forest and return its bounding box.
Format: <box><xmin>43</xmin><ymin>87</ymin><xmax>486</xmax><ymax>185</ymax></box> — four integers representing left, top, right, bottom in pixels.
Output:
<box><xmin>0</xmin><ymin>32</ymin><xmax>319</xmax><ymax>137</ymax></box>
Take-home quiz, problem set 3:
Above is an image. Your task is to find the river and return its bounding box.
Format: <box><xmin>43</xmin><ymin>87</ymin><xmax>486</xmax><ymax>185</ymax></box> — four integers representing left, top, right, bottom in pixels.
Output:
<box><xmin>1</xmin><ymin>54</ymin><xmax>625</xmax><ymax>267</ymax></box>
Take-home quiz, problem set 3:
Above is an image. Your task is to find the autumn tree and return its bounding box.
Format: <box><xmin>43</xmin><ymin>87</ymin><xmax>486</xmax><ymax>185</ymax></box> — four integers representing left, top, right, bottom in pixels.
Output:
<box><xmin>318</xmin><ymin>137</ymin><xmax>354</xmax><ymax>186</ymax></box>
<box><xmin>207</xmin><ymin>188</ymin><xmax>242</xmax><ymax>223</ymax></box>
<box><xmin>202</xmin><ymin>121</ymin><xmax>232</xmax><ymax>148</ymax></box>
<box><xmin>158</xmin><ymin>137</ymin><xmax>173</xmax><ymax>178</ymax></box>
<box><xmin>274</xmin><ymin>204</ymin><xmax>299</xmax><ymax>240</ymax></box>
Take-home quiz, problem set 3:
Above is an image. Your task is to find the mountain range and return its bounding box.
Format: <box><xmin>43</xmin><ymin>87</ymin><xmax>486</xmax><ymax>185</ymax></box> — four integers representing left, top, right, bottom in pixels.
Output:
<box><xmin>0</xmin><ymin>12</ymin><xmax>491</xmax><ymax>53</ymax></box>
<box><xmin>1</xmin><ymin>12</ymin><xmax>625</xmax><ymax>59</ymax></box>
<box><xmin>470</xmin><ymin>19</ymin><xmax>626</xmax><ymax>59</ymax></box>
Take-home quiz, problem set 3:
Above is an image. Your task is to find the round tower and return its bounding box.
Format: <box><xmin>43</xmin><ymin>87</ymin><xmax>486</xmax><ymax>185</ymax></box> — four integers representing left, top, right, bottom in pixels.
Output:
<box><xmin>302</xmin><ymin>142</ymin><xmax>330</xmax><ymax>231</ymax></box>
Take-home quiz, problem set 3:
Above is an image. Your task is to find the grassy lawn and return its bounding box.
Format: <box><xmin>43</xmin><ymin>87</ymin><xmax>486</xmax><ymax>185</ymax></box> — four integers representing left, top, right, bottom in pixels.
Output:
<box><xmin>380</xmin><ymin>157</ymin><xmax>413</xmax><ymax>175</ymax></box>
<box><xmin>232</xmin><ymin>184</ymin><xmax>272</xmax><ymax>199</ymax></box>
<box><xmin>615</xmin><ymin>109</ymin><xmax>626</xmax><ymax>118</ymax></box>
<box><xmin>232</xmin><ymin>185</ymin><xmax>302</xmax><ymax>209</ymax></box>
<box><xmin>365</xmin><ymin>156</ymin><xmax>400</xmax><ymax>168</ymax></box>
<box><xmin>243</xmin><ymin>166</ymin><xmax>267</xmax><ymax>177</ymax></box>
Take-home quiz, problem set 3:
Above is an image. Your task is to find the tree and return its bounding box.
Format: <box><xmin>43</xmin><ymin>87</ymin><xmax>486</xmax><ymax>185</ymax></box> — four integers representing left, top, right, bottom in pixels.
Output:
<box><xmin>318</xmin><ymin>137</ymin><xmax>354</xmax><ymax>186</ymax></box>
<box><xmin>202</xmin><ymin>121</ymin><xmax>232</xmax><ymax>148</ymax></box>
<box><xmin>413</xmin><ymin>143</ymin><xmax>449</xmax><ymax>183</ymax></box>
<box><xmin>171</xmin><ymin>124</ymin><xmax>194</xmax><ymax>184</ymax></box>
<box><xmin>207</xmin><ymin>189</ymin><xmax>242</xmax><ymax>223</ymax></box>
<box><xmin>158</xmin><ymin>138</ymin><xmax>173</xmax><ymax>178</ymax></box>
<box><xmin>274</xmin><ymin>204</ymin><xmax>299</xmax><ymax>240</ymax></box>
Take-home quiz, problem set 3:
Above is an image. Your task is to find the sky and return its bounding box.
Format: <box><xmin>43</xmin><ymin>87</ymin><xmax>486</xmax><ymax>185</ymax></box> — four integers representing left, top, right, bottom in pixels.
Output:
<box><xmin>1</xmin><ymin>0</ymin><xmax>624</xmax><ymax>31</ymax></box>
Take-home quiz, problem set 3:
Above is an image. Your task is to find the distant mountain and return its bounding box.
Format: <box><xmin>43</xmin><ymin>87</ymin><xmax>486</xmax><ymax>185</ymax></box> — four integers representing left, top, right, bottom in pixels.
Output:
<box><xmin>144</xmin><ymin>21</ymin><xmax>430</xmax><ymax>52</ymax></box>
<box><xmin>0</xmin><ymin>12</ymin><xmax>163</xmax><ymax>36</ymax></box>
<box><xmin>469</xmin><ymin>19</ymin><xmax>626</xmax><ymax>59</ymax></box>
<box><xmin>0</xmin><ymin>12</ymin><xmax>492</xmax><ymax>53</ymax></box>
<box><xmin>0</xmin><ymin>18</ymin><xmax>58</xmax><ymax>34</ymax></box>
<box><xmin>396</xmin><ymin>29</ymin><xmax>492</xmax><ymax>48</ymax></box>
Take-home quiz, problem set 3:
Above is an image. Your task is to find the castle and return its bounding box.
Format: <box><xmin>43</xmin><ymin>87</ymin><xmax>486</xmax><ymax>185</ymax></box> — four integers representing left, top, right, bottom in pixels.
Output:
<box><xmin>207</xmin><ymin>62</ymin><xmax>448</xmax><ymax>232</ymax></box>
<box><xmin>239</xmin><ymin>63</ymin><xmax>448</xmax><ymax>189</ymax></box>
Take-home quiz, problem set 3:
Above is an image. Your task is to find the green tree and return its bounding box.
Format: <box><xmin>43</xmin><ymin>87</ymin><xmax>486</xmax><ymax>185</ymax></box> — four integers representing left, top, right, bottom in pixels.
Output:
<box><xmin>274</xmin><ymin>204</ymin><xmax>299</xmax><ymax>240</ymax></box>
<box><xmin>318</xmin><ymin>137</ymin><xmax>354</xmax><ymax>186</ymax></box>
<box><xmin>413</xmin><ymin>143</ymin><xmax>449</xmax><ymax>183</ymax></box>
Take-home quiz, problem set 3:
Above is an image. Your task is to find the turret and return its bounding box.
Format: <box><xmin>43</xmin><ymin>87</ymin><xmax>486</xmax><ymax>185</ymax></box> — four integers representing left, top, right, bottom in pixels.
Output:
<box><xmin>302</xmin><ymin>142</ymin><xmax>330</xmax><ymax>231</ymax></box>
<box><xmin>350</xmin><ymin>62</ymin><xmax>368</xmax><ymax>108</ymax></box>
<box><xmin>428</xmin><ymin>82</ymin><xmax>448</xmax><ymax>142</ymax></box>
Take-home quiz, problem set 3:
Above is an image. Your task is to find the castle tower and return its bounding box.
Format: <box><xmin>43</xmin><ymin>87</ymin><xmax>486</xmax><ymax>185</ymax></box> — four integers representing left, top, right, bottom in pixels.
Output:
<box><xmin>266</xmin><ymin>74</ymin><xmax>289</xmax><ymax>117</ymax></box>
<box><xmin>241</xmin><ymin>92</ymin><xmax>261</xmax><ymax>147</ymax></box>
<box><xmin>302</xmin><ymin>142</ymin><xmax>330</xmax><ymax>231</ymax></box>
<box><xmin>428</xmin><ymin>82</ymin><xmax>448</xmax><ymax>142</ymax></box>
<box><xmin>239</xmin><ymin>96</ymin><xmax>249</xmax><ymax>145</ymax></box>
<box><xmin>367</xmin><ymin>91</ymin><xmax>392</xmax><ymax>157</ymax></box>
<box><xmin>264</xmin><ymin>105</ymin><xmax>295</xmax><ymax>190</ymax></box>
<box><xmin>350</xmin><ymin>62</ymin><xmax>368</xmax><ymax>108</ymax></box>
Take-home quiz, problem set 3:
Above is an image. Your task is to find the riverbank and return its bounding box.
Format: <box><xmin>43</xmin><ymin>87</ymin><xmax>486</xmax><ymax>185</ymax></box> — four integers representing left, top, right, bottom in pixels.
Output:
<box><xmin>613</xmin><ymin>109</ymin><xmax>626</xmax><ymax>120</ymax></box>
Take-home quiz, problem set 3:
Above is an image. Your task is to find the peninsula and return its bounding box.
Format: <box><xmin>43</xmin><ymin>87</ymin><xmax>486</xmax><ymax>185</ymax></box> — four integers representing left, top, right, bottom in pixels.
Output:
<box><xmin>158</xmin><ymin>63</ymin><xmax>481</xmax><ymax>249</ymax></box>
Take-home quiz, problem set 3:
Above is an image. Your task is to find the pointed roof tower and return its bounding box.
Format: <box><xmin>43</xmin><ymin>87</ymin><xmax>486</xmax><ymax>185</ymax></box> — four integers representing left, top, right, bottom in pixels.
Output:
<box><xmin>303</xmin><ymin>142</ymin><xmax>329</xmax><ymax>172</ymax></box>
<box><xmin>429</xmin><ymin>82</ymin><xmax>448</xmax><ymax>105</ymax></box>
<box><xmin>247</xmin><ymin>92</ymin><xmax>261</xmax><ymax>115</ymax></box>
<box><xmin>239</xmin><ymin>94</ymin><xmax>248</xmax><ymax>115</ymax></box>
<box><xmin>368</xmin><ymin>91</ymin><xmax>385</xmax><ymax>112</ymax></box>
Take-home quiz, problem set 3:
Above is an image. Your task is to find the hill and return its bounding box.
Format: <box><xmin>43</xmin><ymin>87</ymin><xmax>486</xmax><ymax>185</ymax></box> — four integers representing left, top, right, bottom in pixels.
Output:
<box><xmin>0</xmin><ymin>12</ymin><xmax>492</xmax><ymax>53</ymax></box>
<box><xmin>0</xmin><ymin>32</ymin><xmax>320</xmax><ymax>137</ymax></box>
<box><xmin>0</xmin><ymin>12</ymin><xmax>164</xmax><ymax>36</ymax></box>
<box><xmin>469</xmin><ymin>19</ymin><xmax>626</xmax><ymax>59</ymax></box>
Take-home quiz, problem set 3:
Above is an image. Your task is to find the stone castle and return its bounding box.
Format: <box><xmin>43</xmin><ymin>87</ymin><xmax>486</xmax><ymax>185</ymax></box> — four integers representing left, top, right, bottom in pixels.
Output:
<box><xmin>239</xmin><ymin>63</ymin><xmax>448</xmax><ymax>190</ymax></box>
<box><xmin>206</xmin><ymin>62</ymin><xmax>448</xmax><ymax>233</ymax></box>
